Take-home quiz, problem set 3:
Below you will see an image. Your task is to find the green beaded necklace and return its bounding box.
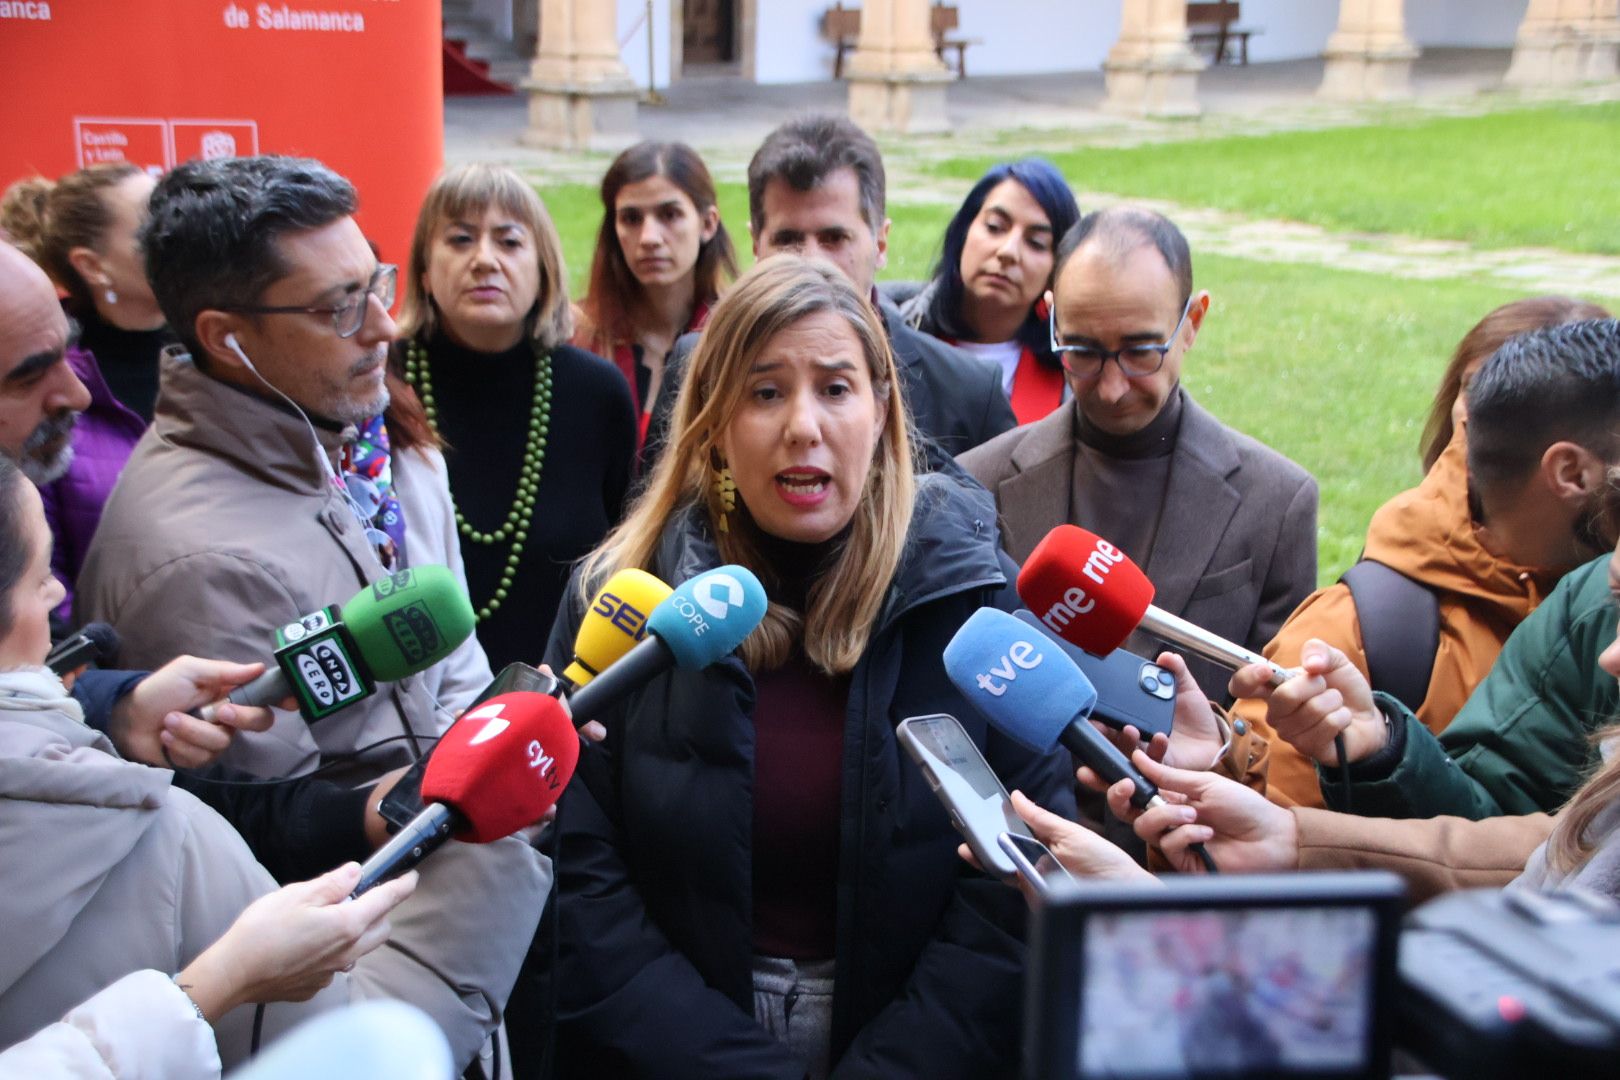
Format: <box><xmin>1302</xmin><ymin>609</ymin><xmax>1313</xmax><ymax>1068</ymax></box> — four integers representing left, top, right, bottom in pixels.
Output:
<box><xmin>402</xmin><ymin>338</ymin><xmax>552</xmax><ymax>622</ymax></box>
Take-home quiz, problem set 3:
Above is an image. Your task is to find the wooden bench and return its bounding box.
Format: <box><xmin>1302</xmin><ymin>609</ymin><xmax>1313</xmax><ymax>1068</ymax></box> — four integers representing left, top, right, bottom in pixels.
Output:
<box><xmin>930</xmin><ymin>4</ymin><xmax>981</xmax><ymax>79</ymax></box>
<box><xmin>822</xmin><ymin>3</ymin><xmax>860</xmax><ymax>80</ymax></box>
<box><xmin>821</xmin><ymin>3</ymin><xmax>980</xmax><ymax>80</ymax></box>
<box><xmin>1187</xmin><ymin>1</ymin><xmax>1260</xmax><ymax>65</ymax></box>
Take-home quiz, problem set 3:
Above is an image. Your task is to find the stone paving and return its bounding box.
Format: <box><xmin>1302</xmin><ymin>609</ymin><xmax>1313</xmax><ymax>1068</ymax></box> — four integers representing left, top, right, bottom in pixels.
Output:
<box><xmin>444</xmin><ymin>48</ymin><xmax>1620</xmax><ymax>298</ymax></box>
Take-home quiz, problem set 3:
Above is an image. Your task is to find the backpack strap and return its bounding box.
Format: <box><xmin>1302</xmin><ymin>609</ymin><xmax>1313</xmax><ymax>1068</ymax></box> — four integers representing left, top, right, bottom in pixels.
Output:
<box><xmin>1340</xmin><ymin>559</ymin><xmax>1441</xmax><ymax>713</ymax></box>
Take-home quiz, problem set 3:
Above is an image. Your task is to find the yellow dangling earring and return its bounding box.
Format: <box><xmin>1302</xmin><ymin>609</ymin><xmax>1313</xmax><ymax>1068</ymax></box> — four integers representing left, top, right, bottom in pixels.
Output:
<box><xmin>713</xmin><ymin>462</ymin><xmax>737</xmax><ymax>533</ymax></box>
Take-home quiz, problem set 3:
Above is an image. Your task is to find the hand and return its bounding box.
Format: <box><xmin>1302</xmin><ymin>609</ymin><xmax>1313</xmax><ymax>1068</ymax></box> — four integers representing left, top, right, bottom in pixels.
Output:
<box><xmin>110</xmin><ymin>656</ymin><xmax>280</xmax><ymax>768</ymax></box>
<box><xmin>1228</xmin><ymin>639</ymin><xmax>1384</xmax><ymax>766</ymax></box>
<box><xmin>1104</xmin><ymin>751</ymin><xmax>1298</xmax><ymax>874</ymax></box>
<box><xmin>957</xmin><ymin>790</ymin><xmax>1154</xmax><ymax>907</ymax></box>
<box><xmin>1086</xmin><ymin>652</ymin><xmax>1228</xmax><ymax>779</ymax></box>
<box><xmin>176</xmin><ymin>863</ymin><xmax>417</xmax><ymax>1020</ymax></box>
<box><xmin>535</xmin><ymin>662</ymin><xmax>604</xmax><ymax>742</ymax></box>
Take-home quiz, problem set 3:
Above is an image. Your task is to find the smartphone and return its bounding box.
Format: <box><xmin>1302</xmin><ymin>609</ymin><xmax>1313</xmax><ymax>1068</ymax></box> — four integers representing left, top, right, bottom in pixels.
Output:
<box><xmin>377</xmin><ymin>662</ymin><xmax>560</xmax><ymax>833</ymax></box>
<box><xmin>897</xmin><ymin>713</ymin><xmax>1034</xmax><ymax>879</ymax></box>
<box><xmin>1014</xmin><ymin>610</ymin><xmax>1175</xmax><ymax>740</ymax></box>
<box><xmin>997</xmin><ymin>831</ymin><xmax>1076</xmax><ymax>899</ymax></box>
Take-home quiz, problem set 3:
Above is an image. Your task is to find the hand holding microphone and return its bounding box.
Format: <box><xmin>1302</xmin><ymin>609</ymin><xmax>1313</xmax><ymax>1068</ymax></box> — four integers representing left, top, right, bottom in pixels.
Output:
<box><xmin>1233</xmin><ymin>637</ymin><xmax>1390</xmax><ymax>767</ymax></box>
<box><xmin>1017</xmin><ymin>525</ymin><xmax>1300</xmax><ymax>688</ymax></box>
<box><xmin>351</xmin><ymin>690</ymin><xmax>579</xmax><ymax>897</ymax></box>
<box><xmin>943</xmin><ymin>607</ymin><xmax>1218</xmax><ymax>873</ymax></box>
<box><xmin>202</xmin><ymin>565</ymin><xmax>476</xmax><ymax>725</ymax></box>
<box><xmin>1107</xmin><ymin>751</ymin><xmax>1299</xmax><ymax>875</ymax></box>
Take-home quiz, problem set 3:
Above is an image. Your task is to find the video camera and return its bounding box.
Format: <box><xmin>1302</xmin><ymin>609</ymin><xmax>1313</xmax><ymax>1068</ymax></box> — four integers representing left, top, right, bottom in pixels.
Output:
<box><xmin>1025</xmin><ymin>871</ymin><xmax>1620</xmax><ymax>1079</ymax></box>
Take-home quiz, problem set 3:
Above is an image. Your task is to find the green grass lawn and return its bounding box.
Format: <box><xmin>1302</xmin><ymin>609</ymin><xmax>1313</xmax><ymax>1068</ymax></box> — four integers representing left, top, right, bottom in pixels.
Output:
<box><xmin>926</xmin><ymin>102</ymin><xmax>1620</xmax><ymax>255</ymax></box>
<box><xmin>535</xmin><ymin>180</ymin><xmax>1572</xmax><ymax>585</ymax></box>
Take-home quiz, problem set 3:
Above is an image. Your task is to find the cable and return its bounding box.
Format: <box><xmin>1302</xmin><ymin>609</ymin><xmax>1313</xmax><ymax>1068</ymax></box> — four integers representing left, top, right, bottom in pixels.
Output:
<box><xmin>162</xmin><ymin>733</ymin><xmax>440</xmax><ymax>786</ymax></box>
<box><xmin>1191</xmin><ymin>841</ymin><xmax>1219</xmax><ymax>874</ymax></box>
<box><xmin>1334</xmin><ymin>732</ymin><xmax>1352</xmax><ymax>812</ymax></box>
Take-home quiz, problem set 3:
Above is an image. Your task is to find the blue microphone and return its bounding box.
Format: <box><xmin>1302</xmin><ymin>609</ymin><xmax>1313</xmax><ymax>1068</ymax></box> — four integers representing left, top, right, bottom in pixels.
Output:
<box><xmin>563</xmin><ymin>565</ymin><xmax>768</xmax><ymax>726</ymax></box>
<box><xmin>943</xmin><ymin>608</ymin><xmax>1218</xmax><ymax>871</ymax></box>
<box><xmin>944</xmin><ymin>608</ymin><xmax>1165</xmax><ymax>810</ymax></box>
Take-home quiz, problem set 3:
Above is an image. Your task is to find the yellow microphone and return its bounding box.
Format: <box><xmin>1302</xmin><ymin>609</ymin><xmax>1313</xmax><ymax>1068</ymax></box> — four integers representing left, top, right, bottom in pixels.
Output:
<box><xmin>562</xmin><ymin>569</ymin><xmax>673</xmax><ymax>690</ymax></box>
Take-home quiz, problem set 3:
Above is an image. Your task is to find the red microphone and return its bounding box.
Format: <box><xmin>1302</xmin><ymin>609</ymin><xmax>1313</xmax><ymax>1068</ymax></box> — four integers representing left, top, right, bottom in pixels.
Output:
<box><xmin>1016</xmin><ymin>525</ymin><xmax>1296</xmax><ymax>687</ymax></box>
<box><xmin>350</xmin><ymin>691</ymin><xmax>579</xmax><ymax>896</ymax></box>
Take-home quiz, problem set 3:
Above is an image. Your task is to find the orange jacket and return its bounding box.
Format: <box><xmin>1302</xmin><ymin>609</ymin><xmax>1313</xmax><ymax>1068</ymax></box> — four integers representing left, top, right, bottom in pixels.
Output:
<box><xmin>1242</xmin><ymin>429</ymin><xmax>1557</xmax><ymax>807</ymax></box>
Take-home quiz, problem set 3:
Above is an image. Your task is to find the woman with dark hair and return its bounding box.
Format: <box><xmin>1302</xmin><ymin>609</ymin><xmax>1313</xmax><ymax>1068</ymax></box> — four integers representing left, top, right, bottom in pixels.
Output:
<box><xmin>0</xmin><ymin>165</ymin><xmax>167</xmax><ymax>616</ymax></box>
<box><xmin>573</xmin><ymin>141</ymin><xmax>738</xmax><ymax>448</ymax></box>
<box><xmin>543</xmin><ymin>256</ymin><xmax>1073</xmax><ymax>1078</ymax></box>
<box><xmin>899</xmin><ymin>158</ymin><xmax>1080</xmax><ymax>425</ymax></box>
<box><xmin>395</xmin><ymin>163</ymin><xmax>635</xmax><ymax>668</ymax></box>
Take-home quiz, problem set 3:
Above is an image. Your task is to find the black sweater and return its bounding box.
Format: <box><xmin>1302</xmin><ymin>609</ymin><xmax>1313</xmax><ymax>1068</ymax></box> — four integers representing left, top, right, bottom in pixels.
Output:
<box><xmin>77</xmin><ymin>310</ymin><xmax>170</xmax><ymax>423</ymax></box>
<box><xmin>420</xmin><ymin>335</ymin><xmax>636</xmax><ymax>669</ymax></box>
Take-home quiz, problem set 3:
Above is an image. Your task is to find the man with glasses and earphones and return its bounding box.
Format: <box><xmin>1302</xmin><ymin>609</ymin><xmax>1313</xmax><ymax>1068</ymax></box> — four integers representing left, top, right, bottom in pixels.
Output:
<box><xmin>959</xmin><ymin>205</ymin><xmax>1317</xmax><ymax>715</ymax></box>
<box><xmin>78</xmin><ymin>155</ymin><xmax>495</xmax><ymax>791</ymax></box>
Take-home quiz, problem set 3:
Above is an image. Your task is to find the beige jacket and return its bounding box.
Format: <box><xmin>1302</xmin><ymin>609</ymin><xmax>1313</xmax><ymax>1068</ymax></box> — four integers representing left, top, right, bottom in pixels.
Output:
<box><xmin>1292</xmin><ymin>805</ymin><xmax>1553</xmax><ymax>904</ymax></box>
<box><xmin>0</xmin><ymin>671</ymin><xmax>548</xmax><ymax>1071</ymax></box>
<box><xmin>77</xmin><ymin>351</ymin><xmax>491</xmax><ymax>781</ymax></box>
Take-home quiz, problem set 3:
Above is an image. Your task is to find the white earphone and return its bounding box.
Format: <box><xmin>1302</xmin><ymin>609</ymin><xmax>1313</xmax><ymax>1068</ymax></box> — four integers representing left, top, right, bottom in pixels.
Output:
<box><xmin>224</xmin><ymin>332</ymin><xmax>255</xmax><ymax>371</ymax></box>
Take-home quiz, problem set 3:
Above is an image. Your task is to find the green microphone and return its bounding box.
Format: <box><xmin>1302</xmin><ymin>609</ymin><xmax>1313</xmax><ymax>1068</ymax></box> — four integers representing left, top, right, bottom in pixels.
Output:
<box><xmin>218</xmin><ymin>566</ymin><xmax>476</xmax><ymax>722</ymax></box>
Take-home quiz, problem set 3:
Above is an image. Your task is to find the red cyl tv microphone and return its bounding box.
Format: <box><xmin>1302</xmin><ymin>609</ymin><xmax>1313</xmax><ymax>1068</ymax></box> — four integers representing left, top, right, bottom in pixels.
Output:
<box><xmin>350</xmin><ymin>691</ymin><xmax>579</xmax><ymax>897</ymax></box>
<box><xmin>1016</xmin><ymin>525</ymin><xmax>1297</xmax><ymax>687</ymax></box>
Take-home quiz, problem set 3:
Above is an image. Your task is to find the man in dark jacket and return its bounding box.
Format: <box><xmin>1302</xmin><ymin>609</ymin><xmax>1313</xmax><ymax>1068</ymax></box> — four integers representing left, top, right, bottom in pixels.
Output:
<box><xmin>641</xmin><ymin>115</ymin><xmax>1015</xmax><ymax>474</ymax></box>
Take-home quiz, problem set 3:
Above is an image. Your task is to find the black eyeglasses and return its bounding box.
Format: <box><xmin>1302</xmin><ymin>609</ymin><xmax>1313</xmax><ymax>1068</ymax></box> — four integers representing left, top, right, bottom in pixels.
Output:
<box><xmin>224</xmin><ymin>264</ymin><xmax>397</xmax><ymax>339</ymax></box>
<box><xmin>1049</xmin><ymin>298</ymin><xmax>1192</xmax><ymax>380</ymax></box>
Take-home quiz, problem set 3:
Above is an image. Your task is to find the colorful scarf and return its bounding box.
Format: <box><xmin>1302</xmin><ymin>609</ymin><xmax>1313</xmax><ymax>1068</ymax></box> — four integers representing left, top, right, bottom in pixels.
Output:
<box><xmin>341</xmin><ymin>414</ymin><xmax>406</xmax><ymax>567</ymax></box>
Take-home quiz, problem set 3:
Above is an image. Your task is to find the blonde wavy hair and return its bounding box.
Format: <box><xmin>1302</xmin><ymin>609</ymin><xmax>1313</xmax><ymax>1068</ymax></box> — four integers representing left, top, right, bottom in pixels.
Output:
<box><xmin>397</xmin><ymin>163</ymin><xmax>572</xmax><ymax>348</ymax></box>
<box><xmin>578</xmin><ymin>256</ymin><xmax>917</xmax><ymax>675</ymax></box>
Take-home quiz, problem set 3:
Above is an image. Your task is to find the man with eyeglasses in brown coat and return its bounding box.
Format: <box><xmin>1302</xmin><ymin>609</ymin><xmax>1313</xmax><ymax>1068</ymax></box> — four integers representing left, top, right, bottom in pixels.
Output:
<box><xmin>959</xmin><ymin>205</ymin><xmax>1317</xmax><ymax>760</ymax></box>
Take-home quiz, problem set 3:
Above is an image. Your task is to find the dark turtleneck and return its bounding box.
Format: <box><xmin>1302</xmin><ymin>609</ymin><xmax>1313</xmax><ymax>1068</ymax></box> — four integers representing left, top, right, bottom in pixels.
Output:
<box><xmin>414</xmin><ymin>332</ymin><xmax>636</xmax><ymax>670</ymax></box>
<box><xmin>78</xmin><ymin>308</ymin><xmax>172</xmax><ymax>423</ymax></box>
<box><xmin>1071</xmin><ymin>386</ymin><xmax>1185</xmax><ymax>571</ymax></box>
<box><xmin>747</xmin><ymin>521</ymin><xmax>852</xmax><ymax>961</ymax></box>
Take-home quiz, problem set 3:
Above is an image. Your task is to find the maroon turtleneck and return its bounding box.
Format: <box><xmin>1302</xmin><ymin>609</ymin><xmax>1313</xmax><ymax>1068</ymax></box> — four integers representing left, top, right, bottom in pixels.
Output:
<box><xmin>749</xmin><ymin>529</ymin><xmax>850</xmax><ymax>960</ymax></box>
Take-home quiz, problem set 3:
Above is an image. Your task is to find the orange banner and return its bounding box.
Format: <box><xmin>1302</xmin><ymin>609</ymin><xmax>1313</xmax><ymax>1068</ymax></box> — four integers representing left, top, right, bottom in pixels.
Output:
<box><xmin>1</xmin><ymin>0</ymin><xmax>443</xmax><ymax>269</ymax></box>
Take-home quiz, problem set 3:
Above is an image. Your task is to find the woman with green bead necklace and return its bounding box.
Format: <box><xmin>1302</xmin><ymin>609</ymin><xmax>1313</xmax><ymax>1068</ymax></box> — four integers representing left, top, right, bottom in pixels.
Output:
<box><xmin>393</xmin><ymin>164</ymin><xmax>637</xmax><ymax>669</ymax></box>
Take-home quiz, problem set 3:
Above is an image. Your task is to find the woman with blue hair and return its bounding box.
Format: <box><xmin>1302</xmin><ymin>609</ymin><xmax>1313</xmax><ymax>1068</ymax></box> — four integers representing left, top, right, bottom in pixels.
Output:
<box><xmin>899</xmin><ymin>158</ymin><xmax>1080</xmax><ymax>425</ymax></box>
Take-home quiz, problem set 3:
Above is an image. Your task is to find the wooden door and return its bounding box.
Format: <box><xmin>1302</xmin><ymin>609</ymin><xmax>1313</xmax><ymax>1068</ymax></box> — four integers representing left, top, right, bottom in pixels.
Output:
<box><xmin>684</xmin><ymin>0</ymin><xmax>736</xmax><ymax>65</ymax></box>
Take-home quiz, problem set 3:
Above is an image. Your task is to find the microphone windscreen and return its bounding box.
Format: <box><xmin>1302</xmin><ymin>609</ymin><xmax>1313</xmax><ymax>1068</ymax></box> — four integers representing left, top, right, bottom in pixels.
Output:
<box><xmin>342</xmin><ymin>566</ymin><xmax>476</xmax><ymax>682</ymax></box>
<box><xmin>1016</xmin><ymin>525</ymin><xmax>1155</xmax><ymax>655</ymax></box>
<box><xmin>422</xmin><ymin>691</ymin><xmax>579</xmax><ymax>842</ymax></box>
<box><xmin>81</xmin><ymin>622</ymin><xmax>121</xmax><ymax>662</ymax></box>
<box><xmin>566</xmin><ymin>569</ymin><xmax>673</xmax><ymax>687</ymax></box>
<box><xmin>943</xmin><ymin>607</ymin><xmax>1098</xmax><ymax>754</ymax></box>
<box><xmin>645</xmin><ymin>564</ymin><xmax>768</xmax><ymax>669</ymax></box>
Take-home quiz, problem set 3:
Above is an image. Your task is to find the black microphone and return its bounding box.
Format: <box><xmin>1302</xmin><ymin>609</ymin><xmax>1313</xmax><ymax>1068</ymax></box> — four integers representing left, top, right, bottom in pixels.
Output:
<box><xmin>47</xmin><ymin>622</ymin><xmax>120</xmax><ymax>675</ymax></box>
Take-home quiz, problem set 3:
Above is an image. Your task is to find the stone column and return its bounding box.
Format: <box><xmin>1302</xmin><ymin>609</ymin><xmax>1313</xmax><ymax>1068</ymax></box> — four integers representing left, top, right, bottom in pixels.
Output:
<box><xmin>1582</xmin><ymin>0</ymin><xmax>1620</xmax><ymax>81</ymax></box>
<box><xmin>845</xmin><ymin>0</ymin><xmax>953</xmax><ymax>134</ymax></box>
<box><xmin>1318</xmin><ymin>0</ymin><xmax>1420</xmax><ymax>102</ymax></box>
<box><xmin>1505</xmin><ymin>0</ymin><xmax>1589</xmax><ymax>86</ymax></box>
<box><xmin>522</xmin><ymin>0</ymin><xmax>639</xmax><ymax>151</ymax></box>
<box><xmin>1102</xmin><ymin>0</ymin><xmax>1204</xmax><ymax>118</ymax></box>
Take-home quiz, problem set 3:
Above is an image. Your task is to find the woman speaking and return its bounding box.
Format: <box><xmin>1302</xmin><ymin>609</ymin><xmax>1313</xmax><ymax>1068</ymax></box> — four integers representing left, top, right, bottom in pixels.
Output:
<box><xmin>542</xmin><ymin>256</ymin><xmax>1074</xmax><ymax>1079</ymax></box>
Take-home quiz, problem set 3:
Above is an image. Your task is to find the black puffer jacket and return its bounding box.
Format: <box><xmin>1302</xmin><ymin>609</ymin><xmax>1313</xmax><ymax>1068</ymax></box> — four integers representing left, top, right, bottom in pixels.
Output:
<box><xmin>540</xmin><ymin>470</ymin><xmax>1075</xmax><ymax>1079</ymax></box>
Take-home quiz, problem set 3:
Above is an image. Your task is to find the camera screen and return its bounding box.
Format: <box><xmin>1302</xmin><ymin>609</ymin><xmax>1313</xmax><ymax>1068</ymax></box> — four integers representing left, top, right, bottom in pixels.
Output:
<box><xmin>1079</xmin><ymin>905</ymin><xmax>1376</xmax><ymax>1078</ymax></box>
